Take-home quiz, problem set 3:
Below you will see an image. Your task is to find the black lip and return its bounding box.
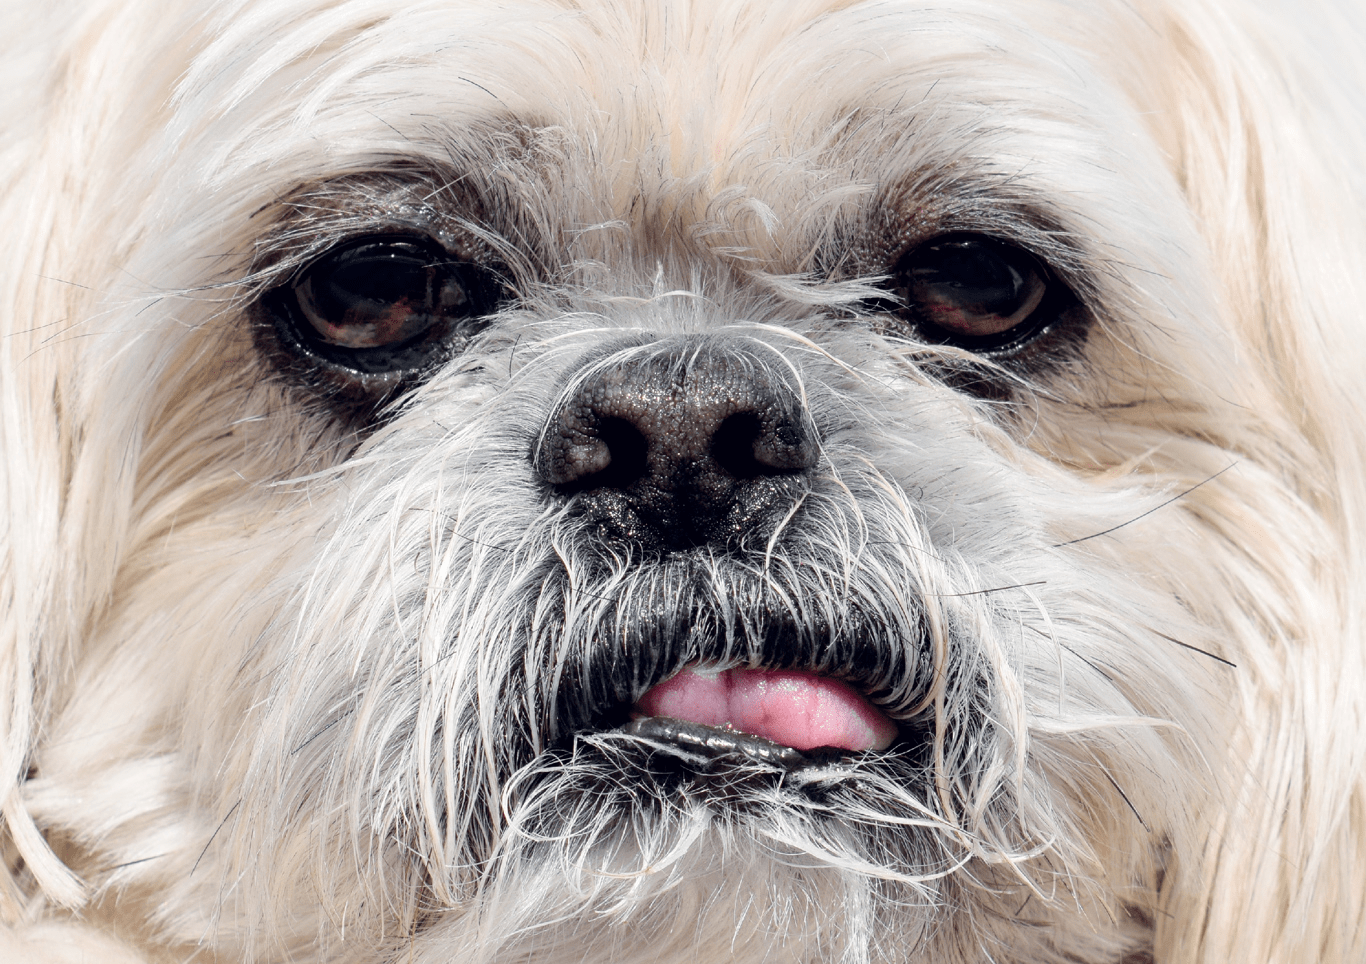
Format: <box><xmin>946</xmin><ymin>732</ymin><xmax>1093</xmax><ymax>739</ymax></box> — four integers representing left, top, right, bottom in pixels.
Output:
<box><xmin>619</xmin><ymin>716</ymin><xmax>810</xmax><ymax>767</ymax></box>
<box><xmin>614</xmin><ymin>717</ymin><xmax>889</xmax><ymax>774</ymax></box>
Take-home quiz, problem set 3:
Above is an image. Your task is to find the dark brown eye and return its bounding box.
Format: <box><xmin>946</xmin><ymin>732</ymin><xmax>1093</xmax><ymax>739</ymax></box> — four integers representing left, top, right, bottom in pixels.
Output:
<box><xmin>883</xmin><ymin>235</ymin><xmax>1058</xmax><ymax>351</ymax></box>
<box><xmin>266</xmin><ymin>235</ymin><xmax>502</xmax><ymax>375</ymax></box>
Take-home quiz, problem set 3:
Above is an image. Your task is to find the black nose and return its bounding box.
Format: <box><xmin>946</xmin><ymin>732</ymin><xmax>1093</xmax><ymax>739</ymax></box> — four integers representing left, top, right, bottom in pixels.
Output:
<box><xmin>536</xmin><ymin>341</ymin><xmax>819</xmax><ymax>552</ymax></box>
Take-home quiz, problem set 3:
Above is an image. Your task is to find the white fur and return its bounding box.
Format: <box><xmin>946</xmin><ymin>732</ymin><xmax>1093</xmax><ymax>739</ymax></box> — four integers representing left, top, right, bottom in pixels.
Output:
<box><xmin>1</xmin><ymin>0</ymin><xmax>1365</xmax><ymax>961</ymax></box>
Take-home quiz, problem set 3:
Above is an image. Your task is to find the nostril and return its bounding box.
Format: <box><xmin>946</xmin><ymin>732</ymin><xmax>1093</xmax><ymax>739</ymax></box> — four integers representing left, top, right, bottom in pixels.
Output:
<box><xmin>593</xmin><ymin>418</ymin><xmax>649</xmax><ymax>489</ymax></box>
<box><xmin>557</xmin><ymin>416</ymin><xmax>649</xmax><ymax>493</ymax></box>
<box><xmin>712</xmin><ymin>410</ymin><xmax>817</xmax><ymax>480</ymax></box>
<box><xmin>537</xmin><ymin>341</ymin><xmax>821</xmax><ymax>553</ymax></box>
<box><xmin>710</xmin><ymin>412</ymin><xmax>765</xmax><ymax>480</ymax></box>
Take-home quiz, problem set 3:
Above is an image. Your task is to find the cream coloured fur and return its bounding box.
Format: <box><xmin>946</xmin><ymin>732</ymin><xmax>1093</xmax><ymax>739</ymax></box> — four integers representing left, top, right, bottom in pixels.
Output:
<box><xmin>1</xmin><ymin>0</ymin><xmax>1365</xmax><ymax>962</ymax></box>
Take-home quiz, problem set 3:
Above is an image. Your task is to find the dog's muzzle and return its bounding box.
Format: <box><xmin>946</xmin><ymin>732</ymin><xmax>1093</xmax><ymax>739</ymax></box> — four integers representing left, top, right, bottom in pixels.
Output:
<box><xmin>531</xmin><ymin>338</ymin><xmax>903</xmax><ymax>765</ymax></box>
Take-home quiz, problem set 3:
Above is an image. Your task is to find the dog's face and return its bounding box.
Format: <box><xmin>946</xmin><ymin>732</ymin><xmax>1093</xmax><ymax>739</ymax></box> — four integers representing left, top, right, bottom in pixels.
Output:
<box><xmin>3</xmin><ymin>1</ymin><xmax>1365</xmax><ymax>963</ymax></box>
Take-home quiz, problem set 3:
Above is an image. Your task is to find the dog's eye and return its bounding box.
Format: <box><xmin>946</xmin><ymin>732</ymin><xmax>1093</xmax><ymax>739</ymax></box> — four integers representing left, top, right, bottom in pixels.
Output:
<box><xmin>881</xmin><ymin>235</ymin><xmax>1056</xmax><ymax>351</ymax></box>
<box><xmin>296</xmin><ymin>239</ymin><xmax>470</xmax><ymax>349</ymax></box>
<box><xmin>266</xmin><ymin>235</ymin><xmax>501</xmax><ymax>375</ymax></box>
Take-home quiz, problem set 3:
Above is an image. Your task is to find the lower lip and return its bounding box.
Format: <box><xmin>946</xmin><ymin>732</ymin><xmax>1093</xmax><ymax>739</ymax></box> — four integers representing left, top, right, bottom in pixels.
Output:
<box><xmin>633</xmin><ymin>665</ymin><xmax>898</xmax><ymax>753</ymax></box>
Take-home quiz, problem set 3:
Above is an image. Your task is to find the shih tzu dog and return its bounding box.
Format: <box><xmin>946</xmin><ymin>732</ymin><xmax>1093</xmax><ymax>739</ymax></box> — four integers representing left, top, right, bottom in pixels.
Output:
<box><xmin>2</xmin><ymin>0</ymin><xmax>1365</xmax><ymax>962</ymax></box>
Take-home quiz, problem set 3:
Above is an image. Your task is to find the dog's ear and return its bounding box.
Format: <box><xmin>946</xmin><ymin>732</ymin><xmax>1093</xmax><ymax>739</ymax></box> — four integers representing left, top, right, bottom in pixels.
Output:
<box><xmin>1136</xmin><ymin>6</ymin><xmax>1366</xmax><ymax>963</ymax></box>
<box><xmin>0</xmin><ymin>289</ymin><xmax>89</xmax><ymax>915</ymax></box>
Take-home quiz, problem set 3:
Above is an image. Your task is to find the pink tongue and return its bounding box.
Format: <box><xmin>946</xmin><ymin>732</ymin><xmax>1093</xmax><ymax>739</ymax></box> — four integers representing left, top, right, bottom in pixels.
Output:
<box><xmin>635</xmin><ymin>666</ymin><xmax>897</xmax><ymax>752</ymax></box>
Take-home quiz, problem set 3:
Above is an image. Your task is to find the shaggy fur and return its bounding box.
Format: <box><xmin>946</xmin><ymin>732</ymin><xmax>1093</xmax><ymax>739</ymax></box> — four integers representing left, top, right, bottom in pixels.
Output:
<box><xmin>2</xmin><ymin>0</ymin><xmax>1365</xmax><ymax>961</ymax></box>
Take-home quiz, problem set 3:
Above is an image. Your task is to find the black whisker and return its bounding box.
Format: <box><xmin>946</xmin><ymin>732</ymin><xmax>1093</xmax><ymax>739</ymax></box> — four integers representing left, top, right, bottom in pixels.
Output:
<box><xmin>1052</xmin><ymin>463</ymin><xmax>1237</xmax><ymax>548</ymax></box>
<box><xmin>1100</xmin><ymin>766</ymin><xmax>1151</xmax><ymax>834</ymax></box>
<box><xmin>929</xmin><ymin>580</ymin><xmax>1046</xmax><ymax>598</ymax></box>
<box><xmin>191</xmin><ymin>800</ymin><xmax>241</xmax><ymax>876</ymax></box>
<box><xmin>112</xmin><ymin>854</ymin><xmax>168</xmax><ymax>871</ymax></box>
<box><xmin>1155</xmin><ymin>631</ymin><xmax>1237</xmax><ymax>668</ymax></box>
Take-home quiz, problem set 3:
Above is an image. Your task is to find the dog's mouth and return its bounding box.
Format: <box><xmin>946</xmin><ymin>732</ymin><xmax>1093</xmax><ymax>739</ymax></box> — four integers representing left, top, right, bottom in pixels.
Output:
<box><xmin>625</xmin><ymin>664</ymin><xmax>898</xmax><ymax>762</ymax></box>
<box><xmin>541</xmin><ymin>556</ymin><xmax>934</xmax><ymax>773</ymax></box>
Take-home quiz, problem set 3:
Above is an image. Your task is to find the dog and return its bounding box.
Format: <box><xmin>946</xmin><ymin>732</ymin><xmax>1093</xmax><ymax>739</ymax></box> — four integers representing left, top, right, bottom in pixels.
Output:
<box><xmin>2</xmin><ymin>0</ymin><xmax>1364</xmax><ymax>961</ymax></box>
